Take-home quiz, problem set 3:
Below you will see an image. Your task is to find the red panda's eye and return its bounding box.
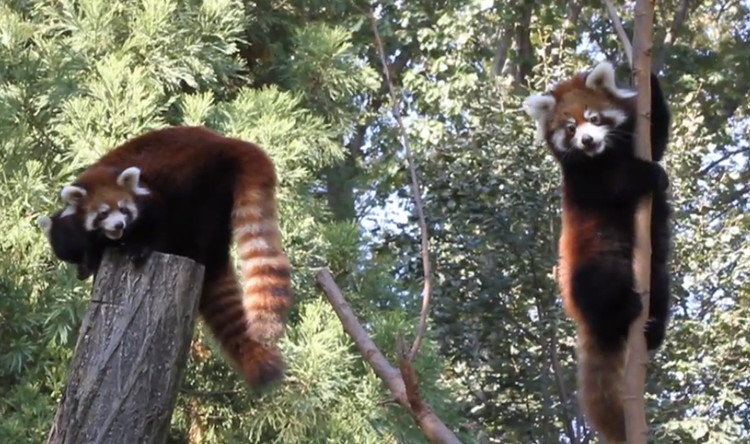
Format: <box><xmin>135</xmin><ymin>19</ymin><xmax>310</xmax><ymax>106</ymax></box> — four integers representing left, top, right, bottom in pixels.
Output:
<box><xmin>589</xmin><ymin>114</ymin><xmax>600</xmax><ymax>124</ymax></box>
<box><xmin>566</xmin><ymin>124</ymin><xmax>576</xmax><ymax>136</ymax></box>
<box><xmin>120</xmin><ymin>207</ymin><xmax>131</xmax><ymax>216</ymax></box>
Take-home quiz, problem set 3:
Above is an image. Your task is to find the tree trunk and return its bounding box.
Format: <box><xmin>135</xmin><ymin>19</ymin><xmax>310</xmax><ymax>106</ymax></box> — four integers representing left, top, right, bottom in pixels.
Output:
<box><xmin>624</xmin><ymin>0</ymin><xmax>656</xmax><ymax>441</ymax></box>
<box><xmin>47</xmin><ymin>249</ymin><xmax>205</xmax><ymax>444</ymax></box>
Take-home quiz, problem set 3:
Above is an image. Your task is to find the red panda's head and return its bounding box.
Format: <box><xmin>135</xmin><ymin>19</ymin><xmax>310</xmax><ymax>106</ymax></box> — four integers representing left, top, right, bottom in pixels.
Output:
<box><xmin>59</xmin><ymin>166</ymin><xmax>150</xmax><ymax>240</ymax></box>
<box><xmin>522</xmin><ymin>61</ymin><xmax>637</xmax><ymax>160</ymax></box>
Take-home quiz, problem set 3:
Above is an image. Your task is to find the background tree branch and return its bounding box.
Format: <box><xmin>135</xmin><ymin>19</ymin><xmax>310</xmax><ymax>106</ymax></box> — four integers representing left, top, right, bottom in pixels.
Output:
<box><xmin>366</xmin><ymin>9</ymin><xmax>433</xmax><ymax>361</ymax></box>
<box><xmin>603</xmin><ymin>0</ymin><xmax>634</xmax><ymax>65</ymax></box>
<box><xmin>653</xmin><ymin>0</ymin><xmax>693</xmax><ymax>72</ymax></box>
<box><xmin>316</xmin><ymin>268</ymin><xmax>463</xmax><ymax>444</ymax></box>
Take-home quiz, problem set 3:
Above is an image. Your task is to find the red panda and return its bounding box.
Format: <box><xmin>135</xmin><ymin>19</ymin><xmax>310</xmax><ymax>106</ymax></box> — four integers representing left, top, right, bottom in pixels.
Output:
<box><xmin>522</xmin><ymin>61</ymin><xmax>673</xmax><ymax>442</ymax></box>
<box><xmin>56</xmin><ymin>125</ymin><xmax>294</xmax><ymax>389</ymax></box>
<box><xmin>38</xmin><ymin>209</ymin><xmax>109</xmax><ymax>280</ymax></box>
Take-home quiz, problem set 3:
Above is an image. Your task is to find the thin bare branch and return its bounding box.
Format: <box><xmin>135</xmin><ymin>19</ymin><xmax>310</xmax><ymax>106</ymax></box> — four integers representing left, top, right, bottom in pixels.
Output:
<box><xmin>697</xmin><ymin>146</ymin><xmax>750</xmax><ymax>176</ymax></box>
<box><xmin>602</xmin><ymin>0</ymin><xmax>634</xmax><ymax>65</ymax></box>
<box><xmin>366</xmin><ymin>10</ymin><xmax>433</xmax><ymax>360</ymax></box>
<box><xmin>550</xmin><ymin>327</ymin><xmax>581</xmax><ymax>444</ymax></box>
<box><xmin>316</xmin><ymin>268</ymin><xmax>463</xmax><ymax>444</ymax></box>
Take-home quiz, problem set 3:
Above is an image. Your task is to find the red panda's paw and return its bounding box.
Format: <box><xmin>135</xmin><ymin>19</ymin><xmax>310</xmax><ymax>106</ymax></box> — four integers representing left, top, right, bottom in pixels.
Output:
<box><xmin>650</xmin><ymin>162</ymin><xmax>670</xmax><ymax>193</ymax></box>
<box><xmin>75</xmin><ymin>263</ymin><xmax>94</xmax><ymax>280</ymax></box>
<box><xmin>644</xmin><ymin>316</ymin><xmax>667</xmax><ymax>351</ymax></box>
<box><xmin>121</xmin><ymin>243</ymin><xmax>153</xmax><ymax>267</ymax></box>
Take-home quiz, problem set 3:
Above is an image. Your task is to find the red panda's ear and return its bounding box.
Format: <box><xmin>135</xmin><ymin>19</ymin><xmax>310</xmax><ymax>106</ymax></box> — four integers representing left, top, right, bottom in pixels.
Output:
<box><xmin>585</xmin><ymin>61</ymin><xmax>637</xmax><ymax>100</ymax></box>
<box><xmin>117</xmin><ymin>167</ymin><xmax>150</xmax><ymax>196</ymax></box>
<box><xmin>61</xmin><ymin>185</ymin><xmax>86</xmax><ymax>205</ymax></box>
<box><xmin>523</xmin><ymin>93</ymin><xmax>556</xmax><ymax>143</ymax></box>
<box><xmin>60</xmin><ymin>186</ymin><xmax>86</xmax><ymax>217</ymax></box>
<box><xmin>523</xmin><ymin>93</ymin><xmax>556</xmax><ymax>121</ymax></box>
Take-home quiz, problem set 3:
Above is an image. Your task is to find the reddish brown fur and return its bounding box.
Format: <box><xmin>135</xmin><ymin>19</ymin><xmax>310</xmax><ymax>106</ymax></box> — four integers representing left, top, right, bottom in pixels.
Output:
<box><xmin>557</xmin><ymin>193</ymin><xmax>599</xmax><ymax>324</ymax></box>
<box><xmin>556</xmin><ymin>161</ymin><xmax>631</xmax><ymax>444</ymax></box>
<box><xmin>549</xmin><ymin>71</ymin><xmax>641</xmax><ymax>443</ymax></box>
<box><xmin>200</xmin><ymin>263</ymin><xmax>285</xmax><ymax>387</ymax></box>
<box><xmin>576</xmin><ymin>328</ymin><xmax>626</xmax><ymax>442</ymax></box>
<box><xmin>74</xmin><ymin>168</ymin><xmax>143</xmax><ymax>213</ymax></box>
<box><xmin>68</xmin><ymin>126</ymin><xmax>293</xmax><ymax>389</ymax></box>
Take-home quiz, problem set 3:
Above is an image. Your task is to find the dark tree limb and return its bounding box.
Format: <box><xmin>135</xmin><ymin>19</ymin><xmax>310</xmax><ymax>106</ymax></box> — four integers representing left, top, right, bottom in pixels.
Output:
<box><xmin>604</xmin><ymin>0</ymin><xmax>695</xmax><ymax>73</ymax></box>
<box><xmin>603</xmin><ymin>0</ymin><xmax>634</xmax><ymax>65</ymax></box>
<box><xmin>316</xmin><ymin>268</ymin><xmax>463</xmax><ymax>444</ymax></box>
<box><xmin>490</xmin><ymin>25</ymin><xmax>514</xmax><ymax>77</ymax></box>
<box><xmin>653</xmin><ymin>0</ymin><xmax>694</xmax><ymax>72</ymax></box>
<box><xmin>47</xmin><ymin>249</ymin><xmax>205</xmax><ymax>444</ymax></box>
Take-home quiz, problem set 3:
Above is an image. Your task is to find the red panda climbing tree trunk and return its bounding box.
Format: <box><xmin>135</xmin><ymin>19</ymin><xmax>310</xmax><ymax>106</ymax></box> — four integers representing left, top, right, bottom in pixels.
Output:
<box><xmin>603</xmin><ymin>0</ymin><xmax>657</xmax><ymax>442</ymax></box>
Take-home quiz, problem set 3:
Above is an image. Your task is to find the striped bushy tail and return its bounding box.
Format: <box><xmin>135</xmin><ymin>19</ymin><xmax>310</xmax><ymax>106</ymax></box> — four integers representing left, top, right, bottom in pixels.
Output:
<box><xmin>228</xmin><ymin>178</ymin><xmax>293</xmax><ymax>383</ymax></box>
<box><xmin>199</xmin><ymin>265</ymin><xmax>287</xmax><ymax>388</ymax></box>
<box><xmin>577</xmin><ymin>329</ymin><xmax>627</xmax><ymax>443</ymax></box>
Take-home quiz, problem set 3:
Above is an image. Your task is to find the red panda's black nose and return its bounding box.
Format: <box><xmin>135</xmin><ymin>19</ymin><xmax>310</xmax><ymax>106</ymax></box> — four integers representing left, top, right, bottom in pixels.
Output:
<box><xmin>114</xmin><ymin>221</ymin><xmax>125</xmax><ymax>230</ymax></box>
<box><xmin>581</xmin><ymin>135</ymin><xmax>594</xmax><ymax>147</ymax></box>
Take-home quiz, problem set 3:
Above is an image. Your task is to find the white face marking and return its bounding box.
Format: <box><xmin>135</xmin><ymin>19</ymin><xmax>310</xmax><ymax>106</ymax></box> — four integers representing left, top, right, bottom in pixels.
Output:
<box><xmin>600</xmin><ymin>108</ymin><xmax>628</xmax><ymax>126</ymax></box>
<box><xmin>572</xmin><ymin>122</ymin><xmax>608</xmax><ymax>156</ymax></box>
<box><xmin>85</xmin><ymin>199</ymin><xmax>138</xmax><ymax>239</ymax></box>
<box><xmin>119</xmin><ymin>199</ymin><xmax>139</xmax><ymax>220</ymax></box>
<box><xmin>552</xmin><ymin>108</ymin><xmax>629</xmax><ymax>156</ymax></box>
<box><xmin>101</xmin><ymin>212</ymin><xmax>127</xmax><ymax>233</ymax></box>
<box><xmin>552</xmin><ymin>127</ymin><xmax>567</xmax><ymax>152</ymax></box>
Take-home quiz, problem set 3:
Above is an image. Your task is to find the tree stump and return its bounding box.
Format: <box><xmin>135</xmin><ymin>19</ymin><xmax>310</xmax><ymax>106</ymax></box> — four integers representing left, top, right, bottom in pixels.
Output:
<box><xmin>47</xmin><ymin>249</ymin><xmax>205</xmax><ymax>444</ymax></box>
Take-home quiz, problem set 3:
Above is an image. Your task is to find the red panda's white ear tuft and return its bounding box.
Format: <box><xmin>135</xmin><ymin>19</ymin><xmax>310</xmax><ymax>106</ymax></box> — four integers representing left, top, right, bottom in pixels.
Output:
<box><xmin>38</xmin><ymin>216</ymin><xmax>52</xmax><ymax>238</ymax></box>
<box><xmin>585</xmin><ymin>62</ymin><xmax>637</xmax><ymax>99</ymax></box>
<box><xmin>523</xmin><ymin>94</ymin><xmax>556</xmax><ymax>143</ymax></box>
<box><xmin>61</xmin><ymin>186</ymin><xmax>87</xmax><ymax>205</ymax></box>
<box><xmin>523</xmin><ymin>94</ymin><xmax>556</xmax><ymax>121</ymax></box>
<box><xmin>117</xmin><ymin>166</ymin><xmax>150</xmax><ymax>196</ymax></box>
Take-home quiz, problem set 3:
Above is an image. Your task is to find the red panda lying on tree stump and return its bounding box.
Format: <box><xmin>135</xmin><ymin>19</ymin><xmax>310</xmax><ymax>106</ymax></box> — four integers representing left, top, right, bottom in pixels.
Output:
<box><xmin>40</xmin><ymin>125</ymin><xmax>294</xmax><ymax>390</ymax></box>
<box><xmin>522</xmin><ymin>61</ymin><xmax>673</xmax><ymax>442</ymax></box>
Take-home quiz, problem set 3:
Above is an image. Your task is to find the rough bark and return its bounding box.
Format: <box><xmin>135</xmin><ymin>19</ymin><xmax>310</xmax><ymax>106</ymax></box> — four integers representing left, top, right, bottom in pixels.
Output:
<box><xmin>624</xmin><ymin>0</ymin><xmax>656</xmax><ymax>442</ymax></box>
<box><xmin>47</xmin><ymin>249</ymin><xmax>205</xmax><ymax>444</ymax></box>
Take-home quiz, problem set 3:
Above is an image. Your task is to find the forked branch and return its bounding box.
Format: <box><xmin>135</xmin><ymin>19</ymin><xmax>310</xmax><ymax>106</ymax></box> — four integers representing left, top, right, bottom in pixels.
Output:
<box><xmin>316</xmin><ymin>269</ymin><xmax>463</xmax><ymax>444</ymax></box>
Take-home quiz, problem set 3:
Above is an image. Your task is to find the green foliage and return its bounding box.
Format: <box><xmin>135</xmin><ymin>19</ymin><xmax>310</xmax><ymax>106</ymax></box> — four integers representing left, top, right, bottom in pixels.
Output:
<box><xmin>0</xmin><ymin>0</ymin><xmax>467</xmax><ymax>443</ymax></box>
<box><xmin>2</xmin><ymin>0</ymin><xmax>750</xmax><ymax>442</ymax></box>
